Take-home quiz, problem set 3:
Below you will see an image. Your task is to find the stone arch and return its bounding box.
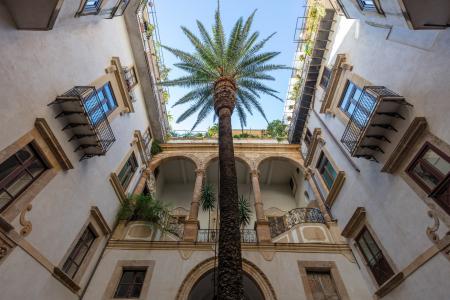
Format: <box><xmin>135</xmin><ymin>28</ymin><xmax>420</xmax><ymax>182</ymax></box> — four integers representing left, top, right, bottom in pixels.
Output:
<box><xmin>203</xmin><ymin>153</ymin><xmax>253</xmax><ymax>171</ymax></box>
<box><xmin>255</xmin><ymin>155</ymin><xmax>304</xmax><ymax>173</ymax></box>
<box><xmin>149</xmin><ymin>153</ymin><xmax>201</xmax><ymax>171</ymax></box>
<box><xmin>176</xmin><ymin>257</ymin><xmax>277</xmax><ymax>300</ymax></box>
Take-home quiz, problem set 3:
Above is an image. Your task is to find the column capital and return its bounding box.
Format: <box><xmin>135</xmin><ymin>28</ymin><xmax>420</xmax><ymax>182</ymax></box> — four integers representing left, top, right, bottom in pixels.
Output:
<box><xmin>250</xmin><ymin>169</ymin><xmax>259</xmax><ymax>177</ymax></box>
<box><xmin>195</xmin><ymin>168</ymin><xmax>205</xmax><ymax>176</ymax></box>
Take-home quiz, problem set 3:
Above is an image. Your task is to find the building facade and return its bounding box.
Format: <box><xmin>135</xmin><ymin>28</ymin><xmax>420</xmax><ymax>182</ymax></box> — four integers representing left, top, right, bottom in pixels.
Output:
<box><xmin>0</xmin><ymin>0</ymin><xmax>448</xmax><ymax>299</ymax></box>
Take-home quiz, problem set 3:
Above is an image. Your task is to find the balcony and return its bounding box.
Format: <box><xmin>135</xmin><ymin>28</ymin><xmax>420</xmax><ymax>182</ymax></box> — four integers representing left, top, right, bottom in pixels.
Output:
<box><xmin>288</xmin><ymin>7</ymin><xmax>336</xmax><ymax>143</ymax></box>
<box><xmin>49</xmin><ymin>86</ymin><xmax>115</xmax><ymax>161</ymax></box>
<box><xmin>341</xmin><ymin>86</ymin><xmax>412</xmax><ymax>162</ymax></box>
<box><xmin>197</xmin><ymin>229</ymin><xmax>257</xmax><ymax>243</ymax></box>
<box><xmin>268</xmin><ymin>207</ymin><xmax>325</xmax><ymax>238</ymax></box>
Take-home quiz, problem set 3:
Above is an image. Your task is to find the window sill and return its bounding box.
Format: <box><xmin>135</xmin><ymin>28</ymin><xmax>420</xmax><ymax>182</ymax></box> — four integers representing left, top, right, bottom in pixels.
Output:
<box><xmin>52</xmin><ymin>267</ymin><xmax>81</xmax><ymax>294</ymax></box>
<box><xmin>374</xmin><ymin>272</ymin><xmax>404</xmax><ymax>298</ymax></box>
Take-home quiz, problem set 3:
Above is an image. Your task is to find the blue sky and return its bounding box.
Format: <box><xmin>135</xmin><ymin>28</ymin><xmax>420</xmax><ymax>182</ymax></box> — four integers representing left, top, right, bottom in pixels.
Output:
<box><xmin>155</xmin><ymin>0</ymin><xmax>304</xmax><ymax>131</ymax></box>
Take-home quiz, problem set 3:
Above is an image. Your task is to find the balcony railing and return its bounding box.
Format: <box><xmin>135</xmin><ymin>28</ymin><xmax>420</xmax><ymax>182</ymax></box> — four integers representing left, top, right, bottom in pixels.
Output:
<box><xmin>341</xmin><ymin>86</ymin><xmax>412</xmax><ymax>162</ymax></box>
<box><xmin>269</xmin><ymin>207</ymin><xmax>325</xmax><ymax>238</ymax></box>
<box><xmin>49</xmin><ymin>86</ymin><xmax>116</xmax><ymax>161</ymax></box>
<box><xmin>196</xmin><ymin>229</ymin><xmax>257</xmax><ymax>243</ymax></box>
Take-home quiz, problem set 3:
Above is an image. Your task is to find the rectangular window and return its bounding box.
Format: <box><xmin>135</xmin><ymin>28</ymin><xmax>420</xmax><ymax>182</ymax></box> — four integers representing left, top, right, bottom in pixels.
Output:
<box><xmin>84</xmin><ymin>82</ymin><xmax>118</xmax><ymax>125</ymax></box>
<box><xmin>118</xmin><ymin>153</ymin><xmax>138</xmax><ymax>189</ymax></box>
<box><xmin>114</xmin><ymin>269</ymin><xmax>147</xmax><ymax>298</ymax></box>
<box><xmin>339</xmin><ymin>81</ymin><xmax>363</xmax><ymax>117</ymax></box>
<box><xmin>306</xmin><ymin>270</ymin><xmax>341</xmax><ymax>300</ymax></box>
<box><xmin>320</xmin><ymin>67</ymin><xmax>331</xmax><ymax>89</ymax></box>
<box><xmin>357</xmin><ymin>0</ymin><xmax>376</xmax><ymax>11</ymax></box>
<box><xmin>355</xmin><ymin>227</ymin><xmax>394</xmax><ymax>286</ymax></box>
<box><xmin>80</xmin><ymin>0</ymin><xmax>103</xmax><ymax>15</ymax></box>
<box><xmin>317</xmin><ymin>152</ymin><xmax>337</xmax><ymax>190</ymax></box>
<box><xmin>123</xmin><ymin>67</ymin><xmax>138</xmax><ymax>91</ymax></box>
<box><xmin>304</xmin><ymin>129</ymin><xmax>313</xmax><ymax>149</ymax></box>
<box><xmin>407</xmin><ymin>142</ymin><xmax>450</xmax><ymax>214</ymax></box>
<box><xmin>62</xmin><ymin>226</ymin><xmax>97</xmax><ymax>278</ymax></box>
<box><xmin>0</xmin><ymin>144</ymin><xmax>47</xmax><ymax>212</ymax></box>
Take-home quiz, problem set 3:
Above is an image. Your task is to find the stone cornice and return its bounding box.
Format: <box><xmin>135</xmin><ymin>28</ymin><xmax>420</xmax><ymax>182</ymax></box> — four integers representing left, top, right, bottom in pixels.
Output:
<box><xmin>161</xmin><ymin>143</ymin><xmax>300</xmax><ymax>153</ymax></box>
<box><xmin>107</xmin><ymin>240</ymin><xmax>351</xmax><ymax>253</ymax></box>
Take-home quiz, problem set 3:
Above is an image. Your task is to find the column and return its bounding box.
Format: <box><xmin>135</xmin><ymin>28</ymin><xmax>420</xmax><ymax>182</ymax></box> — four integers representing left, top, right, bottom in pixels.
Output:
<box><xmin>250</xmin><ymin>169</ymin><xmax>272</xmax><ymax>243</ymax></box>
<box><xmin>183</xmin><ymin>168</ymin><xmax>204</xmax><ymax>241</ymax></box>
<box><xmin>304</xmin><ymin>168</ymin><xmax>332</xmax><ymax>223</ymax></box>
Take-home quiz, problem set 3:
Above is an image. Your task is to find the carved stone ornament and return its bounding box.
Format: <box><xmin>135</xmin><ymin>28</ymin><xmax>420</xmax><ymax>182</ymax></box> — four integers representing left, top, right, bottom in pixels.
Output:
<box><xmin>426</xmin><ymin>210</ymin><xmax>440</xmax><ymax>242</ymax></box>
<box><xmin>20</xmin><ymin>204</ymin><xmax>33</xmax><ymax>237</ymax></box>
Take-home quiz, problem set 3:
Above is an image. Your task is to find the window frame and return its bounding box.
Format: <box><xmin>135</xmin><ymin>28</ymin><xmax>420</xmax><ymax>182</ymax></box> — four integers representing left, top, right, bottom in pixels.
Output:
<box><xmin>316</xmin><ymin>152</ymin><xmax>337</xmax><ymax>190</ymax></box>
<box><xmin>78</xmin><ymin>0</ymin><xmax>103</xmax><ymax>16</ymax></box>
<box><xmin>118</xmin><ymin>152</ymin><xmax>139</xmax><ymax>190</ymax></box>
<box><xmin>113</xmin><ymin>268</ymin><xmax>147</xmax><ymax>299</ymax></box>
<box><xmin>338</xmin><ymin>80</ymin><xmax>363</xmax><ymax>118</ymax></box>
<box><xmin>355</xmin><ymin>226</ymin><xmax>395</xmax><ymax>286</ymax></box>
<box><xmin>0</xmin><ymin>143</ymin><xmax>49</xmax><ymax>213</ymax></box>
<box><xmin>123</xmin><ymin>66</ymin><xmax>138</xmax><ymax>91</ymax></box>
<box><xmin>62</xmin><ymin>225</ymin><xmax>98</xmax><ymax>279</ymax></box>
<box><xmin>97</xmin><ymin>82</ymin><xmax>118</xmax><ymax>116</ymax></box>
<box><xmin>320</xmin><ymin>67</ymin><xmax>331</xmax><ymax>89</ymax></box>
<box><xmin>406</xmin><ymin>142</ymin><xmax>450</xmax><ymax>214</ymax></box>
<box><xmin>305</xmin><ymin>270</ymin><xmax>341</xmax><ymax>300</ymax></box>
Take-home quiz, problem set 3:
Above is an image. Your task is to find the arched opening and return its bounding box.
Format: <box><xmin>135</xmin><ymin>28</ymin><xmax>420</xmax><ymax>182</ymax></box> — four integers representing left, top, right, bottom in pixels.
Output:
<box><xmin>154</xmin><ymin>156</ymin><xmax>197</xmax><ymax>239</ymax></box>
<box><xmin>203</xmin><ymin>157</ymin><xmax>254</xmax><ymax>231</ymax></box>
<box><xmin>188</xmin><ymin>269</ymin><xmax>264</xmax><ymax>300</ymax></box>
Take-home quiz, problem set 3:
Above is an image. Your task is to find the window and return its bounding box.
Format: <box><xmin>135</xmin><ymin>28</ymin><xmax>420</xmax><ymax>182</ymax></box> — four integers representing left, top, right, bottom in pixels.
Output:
<box><xmin>304</xmin><ymin>129</ymin><xmax>313</xmax><ymax>149</ymax></box>
<box><xmin>118</xmin><ymin>153</ymin><xmax>138</xmax><ymax>189</ymax></box>
<box><xmin>84</xmin><ymin>82</ymin><xmax>118</xmax><ymax>124</ymax></box>
<box><xmin>114</xmin><ymin>269</ymin><xmax>147</xmax><ymax>298</ymax></box>
<box><xmin>123</xmin><ymin>67</ymin><xmax>138</xmax><ymax>91</ymax></box>
<box><xmin>356</xmin><ymin>0</ymin><xmax>376</xmax><ymax>11</ymax></box>
<box><xmin>355</xmin><ymin>227</ymin><xmax>394</xmax><ymax>286</ymax></box>
<box><xmin>317</xmin><ymin>152</ymin><xmax>337</xmax><ymax>190</ymax></box>
<box><xmin>339</xmin><ymin>81</ymin><xmax>363</xmax><ymax>117</ymax></box>
<box><xmin>306</xmin><ymin>270</ymin><xmax>341</xmax><ymax>300</ymax></box>
<box><xmin>142</xmin><ymin>128</ymin><xmax>152</xmax><ymax>161</ymax></box>
<box><xmin>62</xmin><ymin>226</ymin><xmax>97</xmax><ymax>278</ymax></box>
<box><xmin>0</xmin><ymin>144</ymin><xmax>47</xmax><ymax>212</ymax></box>
<box><xmin>79</xmin><ymin>0</ymin><xmax>103</xmax><ymax>15</ymax></box>
<box><xmin>406</xmin><ymin>142</ymin><xmax>450</xmax><ymax>214</ymax></box>
<box><xmin>320</xmin><ymin>67</ymin><xmax>331</xmax><ymax>89</ymax></box>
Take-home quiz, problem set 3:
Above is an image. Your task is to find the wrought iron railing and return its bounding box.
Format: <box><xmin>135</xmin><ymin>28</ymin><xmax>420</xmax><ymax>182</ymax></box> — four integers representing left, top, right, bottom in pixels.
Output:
<box><xmin>285</xmin><ymin>207</ymin><xmax>325</xmax><ymax>228</ymax></box>
<box><xmin>166</xmin><ymin>223</ymin><xmax>184</xmax><ymax>239</ymax></box>
<box><xmin>196</xmin><ymin>229</ymin><xmax>257</xmax><ymax>243</ymax></box>
<box><xmin>49</xmin><ymin>86</ymin><xmax>116</xmax><ymax>160</ymax></box>
<box><xmin>341</xmin><ymin>86</ymin><xmax>407</xmax><ymax>157</ymax></box>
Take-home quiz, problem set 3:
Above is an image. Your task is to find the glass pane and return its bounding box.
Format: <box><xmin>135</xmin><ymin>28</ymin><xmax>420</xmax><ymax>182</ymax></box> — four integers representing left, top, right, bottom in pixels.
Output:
<box><xmin>0</xmin><ymin>191</ymin><xmax>13</xmax><ymax>211</ymax></box>
<box><xmin>322</xmin><ymin>172</ymin><xmax>334</xmax><ymax>189</ymax></box>
<box><xmin>130</xmin><ymin>284</ymin><xmax>143</xmax><ymax>298</ymax></box>
<box><xmin>353</xmin><ymin>88</ymin><xmax>362</xmax><ymax>102</ymax></box>
<box><xmin>0</xmin><ymin>155</ymin><xmax>21</xmax><ymax>181</ymax></box>
<box><xmin>412</xmin><ymin>163</ymin><xmax>440</xmax><ymax>189</ymax></box>
<box><xmin>339</xmin><ymin>83</ymin><xmax>353</xmax><ymax>110</ymax></box>
<box><xmin>423</xmin><ymin>149</ymin><xmax>450</xmax><ymax>175</ymax></box>
<box><xmin>357</xmin><ymin>236</ymin><xmax>375</xmax><ymax>265</ymax></box>
<box><xmin>347</xmin><ymin>102</ymin><xmax>356</xmax><ymax>115</ymax></box>
<box><xmin>325</xmin><ymin>162</ymin><xmax>337</xmax><ymax>180</ymax></box>
<box><xmin>73</xmin><ymin>245</ymin><xmax>88</xmax><ymax>265</ymax></box>
<box><xmin>134</xmin><ymin>271</ymin><xmax>146</xmax><ymax>283</ymax></box>
<box><xmin>114</xmin><ymin>284</ymin><xmax>129</xmax><ymax>298</ymax></box>
<box><xmin>6</xmin><ymin>171</ymin><xmax>32</xmax><ymax>197</ymax></box>
<box><xmin>120</xmin><ymin>271</ymin><xmax>135</xmax><ymax>284</ymax></box>
<box><xmin>28</xmin><ymin>160</ymin><xmax>45</xmax><ymax>178</ymax></box>
<box><xmin>16</xmin><ymin>146</ymin><xmax>32</xmax><ymax>162</ymax></box>
<box><xmin>64</xmin><ymin>261</ymin><xmax>78</xmax><ymax>278</ymax></box>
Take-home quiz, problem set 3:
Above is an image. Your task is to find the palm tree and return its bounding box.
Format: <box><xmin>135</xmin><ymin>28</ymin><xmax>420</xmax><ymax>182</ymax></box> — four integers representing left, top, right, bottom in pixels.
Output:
<box><xmin>200</xmin><ymin>182</ymin><xmax>216</xmax><ymax>235</ymax></box>
<box><xmin>238</xmin><ymin>195</ymin><xmax>252</xmax><ymax>229</ymax></box>
<box><xmin>161</xmin><ymin>5</ymin><xmax>286</xmax><ymax>299</ymax></box>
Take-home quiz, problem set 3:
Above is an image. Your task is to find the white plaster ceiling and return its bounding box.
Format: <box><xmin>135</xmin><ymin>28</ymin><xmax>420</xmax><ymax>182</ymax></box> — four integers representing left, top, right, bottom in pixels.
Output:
<box><xmin>159</xmin><ymin>158</ymin><xmax>196</xmax><ymax>184</ymax></box>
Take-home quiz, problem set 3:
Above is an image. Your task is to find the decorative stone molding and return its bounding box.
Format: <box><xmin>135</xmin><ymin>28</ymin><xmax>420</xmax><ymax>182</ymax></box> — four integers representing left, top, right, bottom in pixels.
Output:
<box><xmin>175</xmin><ymin>257</ymin><xmax>277</xmax><ymax>300</ymax></box>
<box><xmin>35</xmin><ymin>118</ymin><xmax>73</xmax><ymax>170</ymax></box>
<box><xmin>0</xmin><ymin>232</ymin><xmax>15</xmax><ymax>264</ymax></box>
<box><xmin>110</xmin><ymin>57</ymin><xmax>135</xmax><ymax>113</ymax></box>
<box><xmin>260</xmin><ymin>250</ymin><xmax>276</xmax><ymax>261</ymax></box>
<box><xmin>305</xmin><ymin>128</ymin><xmax>322</xmax><ymax>167</ymax></box>
<box><xmin>178</xmin><ymin>249</ymin><xmax>193</xmax><ymax>260</ymax></box>
<box><xmin>133</xmin><ymin>130</ymin><xmax>150</xmax><ymax>165</ymax></box>
<box><xmin>264</xmin><ymin>207</ymin><xmax>286</xmax><ymax>217</ymax></box>
<box><xmin>0</xmin><ymin>216</ymin><xmax>14</xmax><ymax>233</ymax></box>
<box><xmin>19</xmin><ymin>204</ymin><xmax>33</xmax><ymax>237</ymax></box>
<box><xmin>325</xmin><ymin>171</ymin><xmax>345</xmax><ymax>207</ymax></box>
<box><xmin>90</xmin><ymin>206</ymin><xmax>112</xmax><ymax>235</ymax></box>
<box><xmin>320</xmin><ymin>54</ymin><xmax>349</xmax><ymax>114</ymax></box>
<box><xmin>341</xmin><ymin>207</ymin><xmax>366</xmax><ymax>238</ymax></box>
<box><xmin>425</xmin><ymin>210</ymin><xmax>450</xmax><ymax>260</ymax></box>
<box><xmin>382</xmin><ymin>117</ymin><xmax>427</xmax><ymax>173</ymax></box>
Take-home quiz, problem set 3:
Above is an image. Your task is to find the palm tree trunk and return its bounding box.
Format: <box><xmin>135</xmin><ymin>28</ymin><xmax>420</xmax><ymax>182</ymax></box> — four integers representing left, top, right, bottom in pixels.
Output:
<box><xmin>214</xmin><ymin>78</ymin><xmax>243</xmax><ymax>299</ymax></box>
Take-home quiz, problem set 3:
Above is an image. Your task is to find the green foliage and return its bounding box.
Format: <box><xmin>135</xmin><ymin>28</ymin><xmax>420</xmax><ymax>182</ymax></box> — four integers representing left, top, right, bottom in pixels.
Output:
<box><xmin>118</xmin><ymin>194</ymin><xmax>169</xmax><ymax>224</ymax></box>
<box><xmin>207</xmin><ymin>124</ymin><xmax>219</xmax><ymax>137</ymax></box>
<box><xmin>145</xmin><ymin>23</ymin><xmax>155</xmax><ymax>38</ymax></box>
<box><xmin>200</xmin><ymin>183</ymin><xmax>216</xmax><ymax>212</ymax></box>
<box><xmin>233</xmin><ymin>133</ymin><xmax>259</xmax><ymax>139</ymax></box>
<box><xmin>150</xmin><ymin>140</ymin><xmax>162</xmax><ymax>156</ymax></box>
<box><xmin>162</xmin><ymin>90</ymin><xmax>170</xmax><ymax>104</ymax></box>
<box><xmin>267</xmin><ymin>119</ymin><xmax>287</xmax><ymax>141</ymax></box>
<box><xmin>238</xmin><ymin>195</ymin><xmax>252</xmax><ymax>227</ymax></box>
<box><xmin>160</xmin><ymin>7</ymin><xmax>288</xmax><ymax>130</ymax></box>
